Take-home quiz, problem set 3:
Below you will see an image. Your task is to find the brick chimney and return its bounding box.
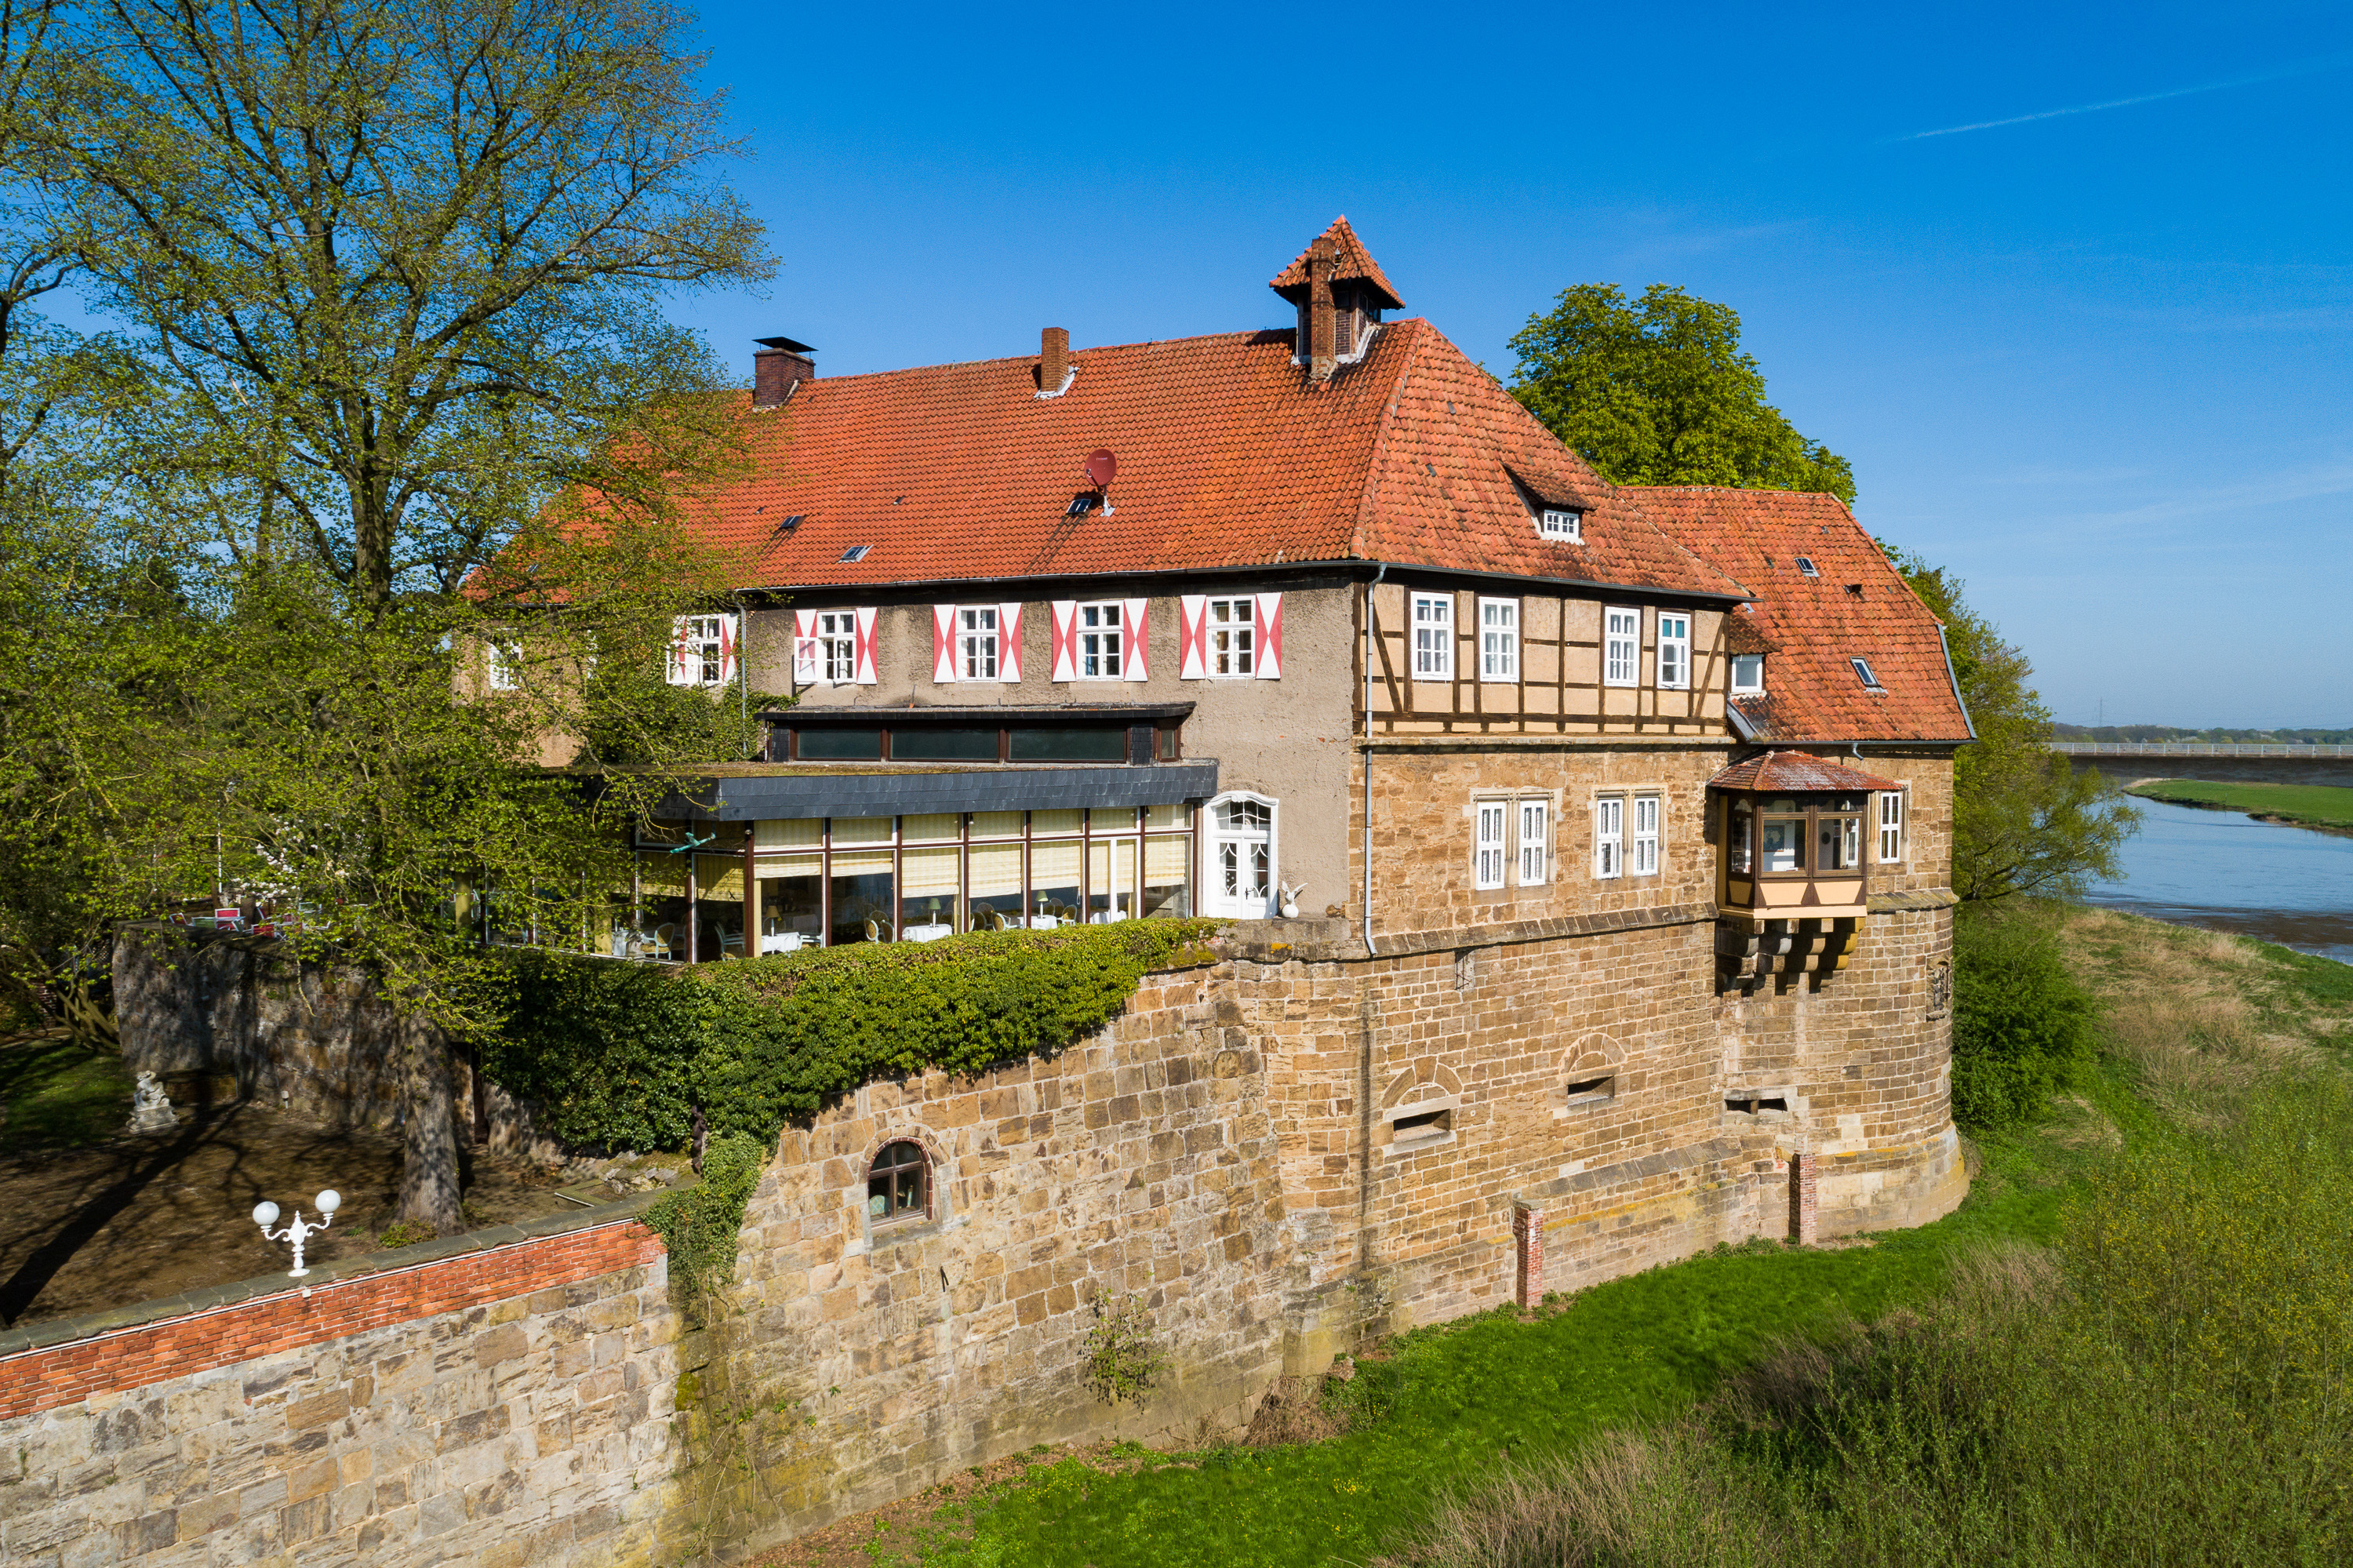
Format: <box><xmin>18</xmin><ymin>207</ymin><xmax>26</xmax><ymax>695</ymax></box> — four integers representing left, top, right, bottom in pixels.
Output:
<box><xmin>1040</xmin><ymin>326</ymin><xmax>1069</xmax><ymax>393</ymax></box>
<box><xmin>753</xmin><ymin>335</ymin><xmax>816</xmax><ymax>409</ymax></box>
<box><xmin>1306</xmin><ymin>242</ymin><xmax>1337</xmax><ymax>385</ymax></box>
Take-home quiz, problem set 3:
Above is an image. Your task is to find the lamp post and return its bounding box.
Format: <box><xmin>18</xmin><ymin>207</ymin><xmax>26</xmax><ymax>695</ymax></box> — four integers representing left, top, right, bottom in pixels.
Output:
<box><xmin>253</xmin><ymin>1190</ymin><xmax>341</xmax><ymax>1278</ymax></box>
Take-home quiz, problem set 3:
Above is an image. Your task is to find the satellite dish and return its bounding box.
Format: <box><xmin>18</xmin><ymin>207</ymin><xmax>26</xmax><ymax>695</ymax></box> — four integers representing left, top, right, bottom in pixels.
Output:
<box><xmin>1084</xmin><ymin>449</ymin><xmax>1117</xmax><ymax>488</ymax></box>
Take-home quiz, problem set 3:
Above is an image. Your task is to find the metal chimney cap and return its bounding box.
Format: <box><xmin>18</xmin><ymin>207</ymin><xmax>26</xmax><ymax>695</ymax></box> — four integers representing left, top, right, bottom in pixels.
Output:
<box><xmin>755</xmin><ymin>336</ymin><xmax>816</xmax><ymax>354</ymax></box>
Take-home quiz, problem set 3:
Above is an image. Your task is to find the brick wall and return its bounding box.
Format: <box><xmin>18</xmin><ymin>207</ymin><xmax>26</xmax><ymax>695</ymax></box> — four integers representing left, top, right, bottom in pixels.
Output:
<box><xmin>0</xmin><ymin>1221</ymin><xmax>680</xmax><ymax>1566</ymax></box>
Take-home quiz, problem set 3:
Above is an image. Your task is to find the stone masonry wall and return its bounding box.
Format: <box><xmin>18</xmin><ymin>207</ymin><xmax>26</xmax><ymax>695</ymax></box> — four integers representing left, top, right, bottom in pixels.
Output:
<box><xmin>0</xmin><ymin>1219</ymin><xmax>682</xmax><ymax>1567</ymax></box>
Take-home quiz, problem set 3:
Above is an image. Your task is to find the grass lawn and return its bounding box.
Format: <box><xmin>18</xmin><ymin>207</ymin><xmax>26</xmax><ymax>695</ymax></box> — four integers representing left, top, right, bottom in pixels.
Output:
<box><xmin>0</xmin><ymin>1031</ymin><xmax>136</xmax><ymax>1152</ymax></box>
<box><xmin>2126</xmin><ymin>777</ymin><xmax>2353</xmax><ymax>832</ymax></box>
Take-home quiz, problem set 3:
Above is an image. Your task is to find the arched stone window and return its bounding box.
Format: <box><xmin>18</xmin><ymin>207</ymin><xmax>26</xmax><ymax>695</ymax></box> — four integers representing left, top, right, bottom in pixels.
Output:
<box><xmin>867</xmin><ymin>1140</ymin><xmax>931</xmax><ymax>1224</ymax></box>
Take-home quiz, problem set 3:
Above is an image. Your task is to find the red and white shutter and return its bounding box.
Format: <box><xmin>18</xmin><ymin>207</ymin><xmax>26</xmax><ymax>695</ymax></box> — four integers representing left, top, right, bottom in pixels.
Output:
<box><xmin>998</xmin><ymin>602</ymin><xmax>1024</xmax><ymax>682</ymax></box>
<box><xmin>854</xmin><ymin>606</ymin><xmax>878</xmax><ymax>686</ymax></box>
<box><xmin>718</xmin><ymin>613</ymin><xmax>740</xmax><ymax>686</ymax></box>
<box><xmin>1178</xmin><ymin>595</ymin><xmax>1208</xmax><ymax>679</ymax></box>
<box><xmin>932</xmin><ymin>604</ymin><xmax>958</xmax><ymax>684</ymax></box>
<box><xmin>1049</xmin><ymin>600</ymin><xmax>1078</xmax><ymax>681</ymax></box>
<box><xmin>791</xmin><ymin>609</ymin><xmax>819</xmax><ymax>684</ymax></box>
<box><xmin>1254</xmin><ymin>592</ymin><xmax>1283</xmax><ymax>678</ymax></box>
<box><xmin>1122</xmin><ymin>597</ymin><xmax>1150</xmax><ymax>681</ymax></box>
<box><xmin>666</xmin><ymin>615</ymin><xmax>693</xmax><ymax>686</ymax></box>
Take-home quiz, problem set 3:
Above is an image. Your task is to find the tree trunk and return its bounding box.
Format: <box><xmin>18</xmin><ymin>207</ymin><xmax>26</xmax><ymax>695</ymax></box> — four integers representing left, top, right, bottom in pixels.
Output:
<box><xmin>397</xmin><ymin>1016</ymin><xmax>463</xmax><ymax>1232</ymax></box>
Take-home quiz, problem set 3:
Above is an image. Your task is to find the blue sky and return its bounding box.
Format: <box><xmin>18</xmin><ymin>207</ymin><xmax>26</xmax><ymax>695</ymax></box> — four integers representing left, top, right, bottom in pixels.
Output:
<box><xmin>627</xmin><ymin>5</ymin><xmax>2339</xmax><ymax>726</ymax></box>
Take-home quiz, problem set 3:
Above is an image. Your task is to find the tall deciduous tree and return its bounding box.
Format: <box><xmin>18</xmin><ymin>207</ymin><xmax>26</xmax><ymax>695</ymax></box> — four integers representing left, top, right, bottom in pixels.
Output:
<box><xmin>1509</xmin><ymin>282</ymin><xmax>1856</xmax><ymax>503</ymax></box>
<box><xmin>14</xmin><ymin>0</ymin><xmax>779</xmax><ymax>1229</ymax></box>
<box><xmin>1892</xmin><ymin>552</ymin><xmax>2140</xmax><ymax>903</ymax></box>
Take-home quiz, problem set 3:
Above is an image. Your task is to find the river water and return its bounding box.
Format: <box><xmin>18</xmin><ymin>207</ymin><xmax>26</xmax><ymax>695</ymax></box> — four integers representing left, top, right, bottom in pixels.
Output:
<box><xmin>2082</xmin><ymin>797</ymin><xmax>2353</xmax><ymax>965</ymax></box>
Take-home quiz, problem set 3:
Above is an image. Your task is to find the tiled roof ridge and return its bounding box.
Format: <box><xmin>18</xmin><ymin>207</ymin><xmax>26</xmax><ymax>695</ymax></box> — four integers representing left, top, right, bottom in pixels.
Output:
<box><xmin>1613</xmin><ymin>487</ymin><xmax>1756</xmax><ymax>604</ymax></box>
<box><xmin>776</xmin><ymin>327</ymin><xmax>1292</xmax><ymax>391</ymax></box>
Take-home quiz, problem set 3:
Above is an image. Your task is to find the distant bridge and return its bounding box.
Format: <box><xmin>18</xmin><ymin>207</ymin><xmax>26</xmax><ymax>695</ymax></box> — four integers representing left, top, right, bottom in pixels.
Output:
<box><xmin>2051</xmin><ymin>740</ymin><xmax>2353</xmax><ymax>788</ymax></box>
<box><xmin>2052</xmin><ymin>742</ymin><xmax>2353</xmax><ymax>759</ymax></box>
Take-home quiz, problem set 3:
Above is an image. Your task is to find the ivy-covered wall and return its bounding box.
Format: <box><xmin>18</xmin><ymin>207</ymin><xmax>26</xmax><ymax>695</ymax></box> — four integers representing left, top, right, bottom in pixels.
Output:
<box><xmin>482</xmin><ymin>921</ymin><xmax>1223</xmax><ymax>1154</ymax></box>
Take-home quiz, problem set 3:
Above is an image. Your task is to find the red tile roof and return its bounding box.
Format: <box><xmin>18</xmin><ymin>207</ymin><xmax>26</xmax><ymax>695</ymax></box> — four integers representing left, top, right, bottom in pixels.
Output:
<box><xmin>689</xmin><ymin>319</ymin><xmax>1745</xmax><ymax>602</ymax></box>
<box><xmin>1708</xmin><ymin>751</ymin><xmax>1901</xmax><ymax>794</ymax></box>
<box><xmin>1267</xmin><ymin>216</ymin><xmax>1406</xmax><ymax>310</ymax></box>
<box><xmin>1633</xmin><ymin>488</ymin><xmax>1973</xmax><ymax>744</ymax></box>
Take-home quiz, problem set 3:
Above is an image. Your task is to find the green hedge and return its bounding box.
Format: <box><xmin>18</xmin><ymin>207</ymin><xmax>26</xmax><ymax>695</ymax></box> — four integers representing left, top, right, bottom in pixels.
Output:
<box><xmin>482</xmin><ymin>920</ymin><xmax>1221</xmax><ymax>1153</ymax></box>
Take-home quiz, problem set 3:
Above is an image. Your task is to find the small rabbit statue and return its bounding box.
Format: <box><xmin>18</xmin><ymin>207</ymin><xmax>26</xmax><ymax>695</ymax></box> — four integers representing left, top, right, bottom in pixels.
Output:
<box><xmin>1277</xmin><ymin>882</ymin><xmax>1305</xmax><ymax>919</ymax></box>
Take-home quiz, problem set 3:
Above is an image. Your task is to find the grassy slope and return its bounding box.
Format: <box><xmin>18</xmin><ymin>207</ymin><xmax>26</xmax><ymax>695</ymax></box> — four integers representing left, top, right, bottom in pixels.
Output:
<box><xmin>857</xmin><ymin>916</ymin><xmax>2297</xmax><ymax>1568</ymax></box>
<box><xmin>0</xmin><ymin>1033</ymin><xmax>135</xmax><ymax>1152</ymax></box>
<box><xmin>2126</xmin><ymin>777</ymin><xmax>2353</xmax><ymax>831</ymax></box>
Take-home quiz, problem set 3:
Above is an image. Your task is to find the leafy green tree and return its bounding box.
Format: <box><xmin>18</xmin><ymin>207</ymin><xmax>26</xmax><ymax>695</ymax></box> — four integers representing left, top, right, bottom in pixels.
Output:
<box><xmin>0</xmin><ymin>0</ymin><xmax>780</xmax><ymax>1229</ymax></box>
<box><xmin>1892</xmin><ymin>552</ymin><xmax>2140</xmax><ymax>903</ymax></box>
<box><xmin>1509</xmin><ymin>282</ymin><xmax>1856</xmax><ymax>503</ymax></box>
<box><xmin>1949</xmin><ymin>906</ymin><xmax>2097</xmax><ymax>1127</ymax></box>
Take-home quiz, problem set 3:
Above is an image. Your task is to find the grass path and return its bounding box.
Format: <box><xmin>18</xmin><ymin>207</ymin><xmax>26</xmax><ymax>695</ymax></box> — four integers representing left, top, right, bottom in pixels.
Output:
<box><xmin>2126</xmin><ymin>777</ymin><xmax>2353</xmax><ymax>834</ymax></box>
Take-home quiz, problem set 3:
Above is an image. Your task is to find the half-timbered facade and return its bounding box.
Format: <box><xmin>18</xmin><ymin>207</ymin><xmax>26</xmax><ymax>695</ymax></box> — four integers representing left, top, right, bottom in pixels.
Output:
<box><xmin>613</xmin><ymin>219</ymin><xmax>1973</xmax><ymax>1349</ymax></box>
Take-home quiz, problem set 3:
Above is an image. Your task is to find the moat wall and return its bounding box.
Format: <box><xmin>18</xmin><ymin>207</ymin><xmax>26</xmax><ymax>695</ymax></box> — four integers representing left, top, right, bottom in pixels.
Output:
<box><xmin>13</xmin><ymin>917</ymin><xmax>1963</xmax><ymax>1561</ymax></box>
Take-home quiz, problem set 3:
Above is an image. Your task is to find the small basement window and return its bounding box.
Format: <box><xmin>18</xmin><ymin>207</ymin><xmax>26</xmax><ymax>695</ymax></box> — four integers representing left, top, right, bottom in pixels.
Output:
<box><xmin>1564</xmin><ymin>1075</ymin><xmax>1616</xmax><ymax>1106</ymax></box>
<box><xmin>867</xmin><ymin>1140</ymin><xmax>930</xmax><ymax>1224</ymax></box>
<box><xmin>1390</xmin><ymin>1105</ymin><xmax>1453</xmax><ymax>1149</ymax></box>
<box><xmin>1851</xmin><ymin>657</ymin><xmax>1883</xmax><ymax>691</ymax></box>
<box><xmin>1725</xmin><ymin>1095</ymin><xmax>1790</xmax><ymax>1115</ymax></box>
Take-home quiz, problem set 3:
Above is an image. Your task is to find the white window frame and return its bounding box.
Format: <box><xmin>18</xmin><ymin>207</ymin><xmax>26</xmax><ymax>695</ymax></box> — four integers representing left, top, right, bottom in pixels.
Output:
<box><xmin>1852</xmin><ymin>656</ymin><xmax>1884</xmax><ymax>691</ymax></box>
<box><xmin>1478</xmin><ymin>597</ymin><xmax>1518</xmax><ymax>682</ymax></box>
<box><xmin>958</xmin><ymin>606</ymin><xmax>999</xmax><ymax>680</ymax></box>
<box><xmin>1594</xmin><ymin>796</ymin><xmax>1624</xmax><ymax>879</ymax></box>
<box><xmin>1537</xmin><ymin>508</ymin><xmax>1582</xmax><ymax>542</ymax></box>
<box><xmin>1474</xmin><ymin>801</ymin><xmax>1507</xmax><ymax>890</ymax></box>
<box><xmin>1412</xmin><ymin>593</ymin><xmax>1453</xmax><ymax>679</ymax></box>
<box><xmin>1206</xmin><ymin>791</ymin><xmax>1276</xmax><ymax>918</ymax></box>
<box><xmin>1518</xmin><ymin>799</ymin><xmax>1549</xmax><ymax>886</ymax></box>
<box><xmin>677</xmin><ymin>614</ymin><xmax>728</xmax><ymax>688</ymax></box>
<box><xmin>1631</xmin><ymin>794</ymin><xmax>1660</xmax><ymax>875</ymax></box>
<box><xmin>1657</xmin><ymin>613</ymin><xmax>1690</xmax><ymax>691</ymax></box>
<box><xmin>816</xmin><ymin>611</ymin><xmax>857</xmax><ymax>685</ymax></box>
<box><xmin>1075</xmin><ymin>600</ymin><xmax>1125</xmax><ymax>679</ymax></box>
<box><xmin>486</xmin><ymin>638</ymin><xmax>521</xmax><ymax>692</ymax></box>
<box><xmin>1206</xmin><ymin>597</ymin><xmax>1255</xmax><ymax>677</ymax></box>
<box><xmin>1603</xmin><ymin>607</ymin><xmax>1640</xmax><ymax>687</ymax></box>
<box><xmin>1879</xmin><ymin>790</ymin><xmax>1906</xmax><ymax>864</ymax></box>
<box><xmin>1730</xmin><ymin>653</ymin><xmax>1765</xmax><ymax>694</ymax></box>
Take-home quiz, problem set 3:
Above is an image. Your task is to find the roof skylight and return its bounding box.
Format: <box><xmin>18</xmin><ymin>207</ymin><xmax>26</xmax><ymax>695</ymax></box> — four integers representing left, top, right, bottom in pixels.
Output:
<box><xmin>1796</xmin><ymin>555</ymin><xmax>1819</xmax><ymax>577</ymax></box>
<box><xmin>1851</xmin><ymin>657</ymin><xmax>1883</xmax><ymax>690</ymax></box>
<box><xmin>839</xmin><ymin>544</ymin><xmax>871</xmax><ymax>562</ymax></box>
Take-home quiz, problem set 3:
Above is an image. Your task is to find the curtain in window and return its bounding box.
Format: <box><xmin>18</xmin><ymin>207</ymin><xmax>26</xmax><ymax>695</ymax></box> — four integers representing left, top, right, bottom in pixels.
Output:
<box><xmin>967</xmin><ymin>842</ymin><xmax>1024</xmax><ymax>930</ymax></box>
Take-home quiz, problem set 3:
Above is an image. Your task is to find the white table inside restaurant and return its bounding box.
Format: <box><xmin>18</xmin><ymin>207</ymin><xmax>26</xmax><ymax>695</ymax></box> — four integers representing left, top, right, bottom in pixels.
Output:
<box><xmin>760</xmin><ymin>931</ymin><xmax>806</xmax><ymax>955</ymax></box>
<box><xmin>901</xmin><ymin>922</ymin><xmax>955</xmax><ymax>943</ymax></box>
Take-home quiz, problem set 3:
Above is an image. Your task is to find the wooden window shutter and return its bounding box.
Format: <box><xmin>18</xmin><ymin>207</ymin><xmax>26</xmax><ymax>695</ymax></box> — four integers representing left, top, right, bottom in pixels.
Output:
<box><xmin>1254</xmin><ymin>593</ymin><xmax>1283</xmax><ymax>678</ymax></box>
<box><xmin>792</xmin><ymin>609</ymin><xmax>819</xmax><ymax>684</ymax></box>
<box><xmin>666</xmin><ymin>614</ymin><xmax>694</xmax><ymax>686</ymax></box>
<box><xmin>718</xmin><ymin>613</ymin><xmax>740</xmax><ymax>686</ymax></box>
<box><xmin>854</xmin><ymin>606</ymin><xmax>878</xmax><ymax>686</ymax></box>
<box><xmin>1122</xmin><ymin>598</ymin><xmax>1150</xmax><ymax>681</ymax></box>
<box><xmin>1178</xmin><ymin>595</ymin><xmax>1208</xmax><ymax>679</ymax></box>
<box><xmin>1049</xmin><ymin>600</ymin><xmax>1078</xmax><ymax>682</ymax></box>
<box><xmin>998</xmin><ymin>602</ymin><xmax>1024</xmax><ymax>682</ymax></box>
<box><xmin>931</xmin><ymin>604</ymin><xmax>958</xmax><ymax>684</ymax></box>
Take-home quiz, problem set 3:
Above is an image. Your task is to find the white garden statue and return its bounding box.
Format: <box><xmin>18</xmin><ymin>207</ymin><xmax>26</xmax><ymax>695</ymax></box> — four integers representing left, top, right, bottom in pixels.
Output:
<box><xmin>126</xmin><ymin>1071</ymin><xmax>177</xmax><ymax>1133</ymax></box>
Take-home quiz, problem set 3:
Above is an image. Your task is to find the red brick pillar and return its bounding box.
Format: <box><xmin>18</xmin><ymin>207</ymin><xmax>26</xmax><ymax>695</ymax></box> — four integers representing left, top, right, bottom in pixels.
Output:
<box><xmin>1513</xmin><ymin>1202</ymin><xmax>1544</xmax><ymax>1308</ymax></box>
<box><xmin>1787</xmin><ymin>1151</ymin><xmax>1817</xmax><ymax>1246</ymax></box>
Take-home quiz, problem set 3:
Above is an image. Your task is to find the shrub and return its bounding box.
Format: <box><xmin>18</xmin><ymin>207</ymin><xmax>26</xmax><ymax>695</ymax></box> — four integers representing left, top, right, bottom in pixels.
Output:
<box><xmin>1082</xmin><ymin>1294</ymin><xmax>1166</xmax><ymax>1403</ymax></box>
<box><xmin>1949</xmin><ymin>908</ymin><xmax>2096</xmax><ymax>1129</ymax></box>
<box><xmin>641</xmin><ymin>1130</ymin><xmax>766</xmax><ymax>1306</ymax></box>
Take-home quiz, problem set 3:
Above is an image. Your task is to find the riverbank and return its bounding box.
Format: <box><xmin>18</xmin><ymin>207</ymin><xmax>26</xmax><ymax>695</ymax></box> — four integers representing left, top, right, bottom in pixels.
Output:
<box><xmin>2125</xmin><ymin>777</ymin><xmax>2353</xmax><ymax>836</ymax></box>
<box><xmin>753</xmin><ymin>907</ymin><xmax>2352</xmax><ymax>1568</ymax></box>
<box><xmin>2084</xmin><ymin>795</ymin><xmax>2353</xmax><ymax>966</ymax></box>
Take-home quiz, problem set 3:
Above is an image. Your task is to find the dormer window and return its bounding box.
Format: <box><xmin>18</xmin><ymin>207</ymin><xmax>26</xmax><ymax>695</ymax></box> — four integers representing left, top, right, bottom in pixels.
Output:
<box><xmin>1731</xmin><ymin>654</ymin><xmax>1765</xmax><ymax>694</ymax></box>
<box><xmin>1538</xmin><ymin>508</ymin><xmax>1582</xmax><ymax>542</ymax></box>
<box><xmin>1851</xmin><ymin>657</ymin><xmax>1883</xmax><ymax>691</ymax></box>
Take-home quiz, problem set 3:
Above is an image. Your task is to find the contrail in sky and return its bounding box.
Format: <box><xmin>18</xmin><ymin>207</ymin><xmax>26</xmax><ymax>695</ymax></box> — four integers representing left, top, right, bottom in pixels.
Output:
<box><xmin>1900</xmin><ymin>53</ymin><xmax>2353</xmax><ymax>140</ymax></box>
